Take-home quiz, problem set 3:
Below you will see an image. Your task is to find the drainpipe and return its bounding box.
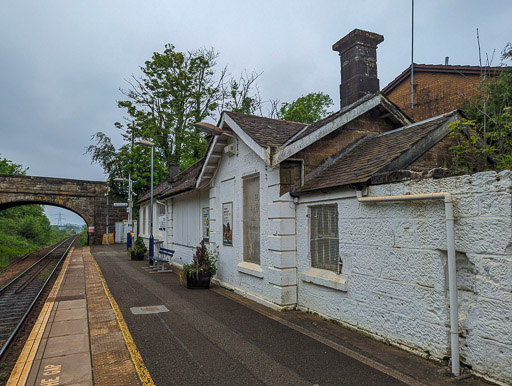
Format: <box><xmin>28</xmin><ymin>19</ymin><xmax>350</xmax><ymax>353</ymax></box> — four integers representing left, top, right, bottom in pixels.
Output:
<box><xmin>356</xmin><ymin>190</ymin><xmax>460</xmax><ymax>376</ymax></box>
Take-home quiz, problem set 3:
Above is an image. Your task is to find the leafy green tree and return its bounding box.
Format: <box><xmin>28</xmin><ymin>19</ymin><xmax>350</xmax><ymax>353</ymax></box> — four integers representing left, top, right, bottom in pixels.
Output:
<box><xmin>118</xmin><ymin>45</ymin><xmax>225</xmax><ymax>168</ymax></box>
<box><xmin>278</xmin><ymin>92</ymin><xmax>334</xmax><ymax>124</ymax></box>
<box><xmin>449</xmin><ymin>44</ymin><xmax>512</xmax><ymax>173</ymax></box>
<box><xmin>0</xmin><ymin>153</ymin><xmax>27</xmax><ymax>175</ymax></box>
<box><xmin>87</xmin><ymin>44</ymin><xmax>263</xmax><ymax>198</ymax></box>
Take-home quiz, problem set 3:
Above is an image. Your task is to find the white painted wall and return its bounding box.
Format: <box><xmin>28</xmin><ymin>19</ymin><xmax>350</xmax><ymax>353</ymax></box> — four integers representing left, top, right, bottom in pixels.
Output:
<box><xmin>138</xmin><ymin>201</ymin><xmax>165</xmax><ymax>248</ymax></box>
<box><xmin>162</xmin><ymin>136</ymin><xmax>298</xmax><ymax>309</ymax></box>
<box><xmin>295</xmin><ymin>170</ymin><xmax>512</xmax><ymax>384</ymax></box>
<box><xmin>161</xmin><ymin>190</ymin><xmax>209</xmax><ymax>264</ymax></box>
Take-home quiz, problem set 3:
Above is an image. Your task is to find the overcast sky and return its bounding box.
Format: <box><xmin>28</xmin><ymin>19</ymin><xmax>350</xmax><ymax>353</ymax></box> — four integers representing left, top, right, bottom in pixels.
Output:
<box><xmin>1</xmin><ymin>0</ymin><xmax>510</xmax><ymax>224</ymax></box>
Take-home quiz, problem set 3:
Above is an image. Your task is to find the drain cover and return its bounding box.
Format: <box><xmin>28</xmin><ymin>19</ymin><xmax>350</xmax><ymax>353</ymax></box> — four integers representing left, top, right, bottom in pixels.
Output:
<box><xmin>130</xmin><ymin>305</ymin><xmax>169</xmax><ymax>315</ymax></box>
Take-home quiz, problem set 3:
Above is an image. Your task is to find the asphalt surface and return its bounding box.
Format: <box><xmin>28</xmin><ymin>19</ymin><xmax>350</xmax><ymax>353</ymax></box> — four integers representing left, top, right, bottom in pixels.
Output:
<box><xmin>91</xmin><ymin>245</ymin><xmax>492</xmax><ymax>386</ymax></box>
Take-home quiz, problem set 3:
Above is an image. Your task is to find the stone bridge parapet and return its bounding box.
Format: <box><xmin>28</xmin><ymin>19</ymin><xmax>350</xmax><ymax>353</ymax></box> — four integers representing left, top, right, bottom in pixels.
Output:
<box><xmin>0</xmin><ymin>174</ymin><xmax>127</xmax><ymax>244</ymax></box>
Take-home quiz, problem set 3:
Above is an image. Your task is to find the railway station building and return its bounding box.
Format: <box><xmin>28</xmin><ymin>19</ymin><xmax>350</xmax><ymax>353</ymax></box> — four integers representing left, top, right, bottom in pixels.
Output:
<box><xmin>137</xmin><ymin>29</ymin><xmax>512</xmax><ymax>384</ymax></box>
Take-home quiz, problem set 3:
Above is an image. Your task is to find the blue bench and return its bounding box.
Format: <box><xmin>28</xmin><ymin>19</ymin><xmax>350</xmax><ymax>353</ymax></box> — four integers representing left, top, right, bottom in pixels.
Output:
<box><xmin>152</xmin><ymin>247</ymin><xmax>174</xmax><ymax>272</ymax></box>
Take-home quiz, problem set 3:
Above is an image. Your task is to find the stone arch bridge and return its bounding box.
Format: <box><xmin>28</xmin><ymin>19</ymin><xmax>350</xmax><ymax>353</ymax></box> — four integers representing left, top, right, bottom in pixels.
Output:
<box><xmin>0</xmin><ymin>174</ymin><xmax>127</xmax><ymax>244</ymax></box>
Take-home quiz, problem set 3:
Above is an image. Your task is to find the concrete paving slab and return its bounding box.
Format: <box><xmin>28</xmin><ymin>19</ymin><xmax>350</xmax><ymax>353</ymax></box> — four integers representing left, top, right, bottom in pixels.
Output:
<box><xmin>49</xmin><ymin>318</ymin><xmax>88</xmax><ymax>337</ymax></box>
<box><xmin>43</xmin><ymin>333</ymin><xmax>89</xmax><ymax>358</ymax></box>
<box><xmin>34</xmin><ymin>352</ymin><xmax>92</xmax><ymax>386</ymax></box>
<box><xmin>57</xmin><ymin>299</ymin><xmax>87</xmax><ymax>310</ymax></box>
<box><xmin>53</xmin><ymin>307</ymin><xmax>87</xmax><ymax>322</ymax></box>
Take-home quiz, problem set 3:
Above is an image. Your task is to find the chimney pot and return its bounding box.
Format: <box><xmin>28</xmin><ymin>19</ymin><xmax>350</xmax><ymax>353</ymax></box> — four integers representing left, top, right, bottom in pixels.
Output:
<box><xmin>332</xmin><ymin>29</ymin><xmax>384</xmax><ymax>108</ymax></box>
<box><xmin>169</xmin><ymin>163</ymin><xmax>179</xmax><ymax>179</ymax></box>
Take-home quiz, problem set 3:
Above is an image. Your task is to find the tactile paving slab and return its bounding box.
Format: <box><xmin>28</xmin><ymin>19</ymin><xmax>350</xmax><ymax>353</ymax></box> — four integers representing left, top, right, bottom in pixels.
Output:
<box><xmin>84</xmin><ymin>249</ymin><xmax>141</xmax><ymax>385</ymax></box>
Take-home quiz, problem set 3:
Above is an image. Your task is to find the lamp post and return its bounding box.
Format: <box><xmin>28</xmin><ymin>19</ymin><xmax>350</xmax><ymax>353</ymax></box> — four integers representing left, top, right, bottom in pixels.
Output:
<box><xmin>105</xmin><ymin>179</ymin><xmax>110</xmax><ymax>245</ymax></box>
<box><xmin>127</xmin><ymin>173</ymin><xmax>133</xmax><ymax>248</ymax></box>
<box><xmin>137</xmin><ymin>140</ymin><xmax>155</xmax><ymax>265</ymax></box>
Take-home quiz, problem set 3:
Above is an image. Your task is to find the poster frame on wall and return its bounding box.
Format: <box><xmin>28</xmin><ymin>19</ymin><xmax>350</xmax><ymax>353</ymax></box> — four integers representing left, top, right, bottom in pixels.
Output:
<box><xmin>222</xmin><ymin>202</ymin><xmax>233</xmax><ymax>246</ymax></box>
<box><xmin>202</xmin><ymin>207</ymin><xmax>210</xmax><ymax>242</ymax></box>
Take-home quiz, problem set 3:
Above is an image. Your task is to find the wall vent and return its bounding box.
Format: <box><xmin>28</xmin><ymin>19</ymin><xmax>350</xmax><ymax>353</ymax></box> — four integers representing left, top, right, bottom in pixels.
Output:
<box><xmin>224</xmin><ymin>143</ymin><xmax>236</xmax><ymax>156</ymax></box>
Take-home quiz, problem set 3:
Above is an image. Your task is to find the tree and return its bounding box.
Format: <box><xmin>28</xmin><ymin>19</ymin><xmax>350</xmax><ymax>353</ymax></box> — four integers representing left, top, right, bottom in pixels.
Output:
<box><xmin>87</xmin><ymin>44</ymin><xmax>262</xmax><ymax>198</ymax></box>
<box><xmin>219</xmin><ymin>71</ymin><xmax>263</xmax><ymax>115</ymax></box>
<box><xmin>278</xmin><ymin>92</ymin><xmax>334</xmax><ymax>124</ymax></box>
<box><xmin>449</xmin><ymin>44</ymin><xmax>512</xmax><ymax>173</ymax></box>
<box><xmin>0</xmin><ymin>153</ymin><xmax>27</xmax><ymax>175</ymax></box>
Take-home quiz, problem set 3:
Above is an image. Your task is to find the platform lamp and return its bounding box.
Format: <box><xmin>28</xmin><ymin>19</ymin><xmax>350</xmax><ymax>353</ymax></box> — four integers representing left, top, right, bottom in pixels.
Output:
<box><xmin>105</xmin><ymin>178</ymin><xmax>110</xmax><ymax>245</ymax></box>
<box><xmin>137</xmin><ymin>140</ymin><xmax>155</xmax><ymax>265</ymax></box>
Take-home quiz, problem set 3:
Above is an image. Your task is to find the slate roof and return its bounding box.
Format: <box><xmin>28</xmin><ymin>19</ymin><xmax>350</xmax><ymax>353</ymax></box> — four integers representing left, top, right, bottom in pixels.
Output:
<box><xmin>294</xmin><ymin>111</ymin><xmax>458</xmax><ymax>194</ymax></box>
<box><xmin>138</xmin><ymin>158</ymin><xmax>205</xmax><ymax>204</ymax></box>
<box><xmin>224</xmin><ymin>111</ymin><xmax>306</xmax><ymax>148</ymax></box>
<box><xmin>138</xmin><ymin>178</ymin><xmax>171</xmax><ymax>204</ymax></box>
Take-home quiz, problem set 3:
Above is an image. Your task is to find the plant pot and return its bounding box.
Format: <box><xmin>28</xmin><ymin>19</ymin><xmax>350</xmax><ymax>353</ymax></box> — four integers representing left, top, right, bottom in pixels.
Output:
<box><xmin>131</xmin><ymin>251</ymin><xmax>145</xmax><ymax>260</ymax></box>
<box><xmin>186</xmin><ymin>271</ymin><xmax>212</xmax><ymax>289</ymax></box>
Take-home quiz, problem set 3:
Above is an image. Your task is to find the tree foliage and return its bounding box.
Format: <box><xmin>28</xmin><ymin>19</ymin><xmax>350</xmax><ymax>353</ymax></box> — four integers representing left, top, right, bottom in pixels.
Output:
<box><xmin>86</xmin><ymin>44</ymin><xmax>262</xmax><ymax>198</ymax></box>
<box><xmin>278</xmin><ymin>92</ymin><xmax>334</xmax><ymax>124</ymax></box>
<box><xmin>219</xmin><ymin>70</ymin><xmax>263</xmax><ymax>115</ymax></box>
<box><xmin>0</xmin><ymin>153</ymin><xmax>27</xmax><ymax>175</ymax></box>
<box><xmin>449</xmin><ymin>44</ymin><xmax>512</xmax><ymax>173</ymax></box>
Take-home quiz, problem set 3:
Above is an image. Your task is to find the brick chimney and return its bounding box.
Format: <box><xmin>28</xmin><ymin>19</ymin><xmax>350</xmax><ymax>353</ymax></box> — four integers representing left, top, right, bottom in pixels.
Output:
<box><xmin>169</xmin><ymin>163</ymin><xmax>179</xmax><ymax>179</ymax></box>
<box><xmin>332</xmin><ymin>29</ymin><xmax>384</xmax><ymax>108</ymax></box>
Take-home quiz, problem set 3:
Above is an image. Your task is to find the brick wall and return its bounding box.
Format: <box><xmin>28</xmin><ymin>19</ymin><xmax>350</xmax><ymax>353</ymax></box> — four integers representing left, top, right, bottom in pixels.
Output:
<box><xmin>385</xmin><ymin>72</ymin><xmax>481</xmax><ymax>121</ymax></box>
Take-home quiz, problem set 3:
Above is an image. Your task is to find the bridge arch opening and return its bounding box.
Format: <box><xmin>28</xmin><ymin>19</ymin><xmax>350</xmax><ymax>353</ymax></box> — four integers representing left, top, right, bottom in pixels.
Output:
<box><xmin>0</xmin><ymin>200</ymin><xmax>89</xmax><ymax>228</ymax></box>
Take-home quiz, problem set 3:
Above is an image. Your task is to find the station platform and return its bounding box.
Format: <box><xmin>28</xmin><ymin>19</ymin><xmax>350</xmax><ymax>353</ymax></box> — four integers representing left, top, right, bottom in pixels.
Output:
<box><xmin>7</xmin><ymin>246</ymin><xmax>142</xmax><ymax>386</ymax></box>
<box><xmin>6</xmin><ymin>245</ymin><xmax>493</xmax><ymax>386</ymax></box>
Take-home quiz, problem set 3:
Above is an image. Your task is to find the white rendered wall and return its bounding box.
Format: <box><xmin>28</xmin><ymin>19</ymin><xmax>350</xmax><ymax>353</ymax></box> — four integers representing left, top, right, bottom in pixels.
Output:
<box><xmin>205</xmin><ymin>137</ymin><xmax>297</xmax><ymax>309</ymax></box>
<box><xmin>163</xmin><ymin>190</ymin><xmax>209</xmax><ymax>264</ymax></box>
<box><xmin>295</xmin><ymin>170</ymin><xmax>512</xmax><ymax>384</ymax></box>
<box><xmin>138</xmin><ymin>201</ymin><xmax>164</xmax><ymax>241</ymax></box>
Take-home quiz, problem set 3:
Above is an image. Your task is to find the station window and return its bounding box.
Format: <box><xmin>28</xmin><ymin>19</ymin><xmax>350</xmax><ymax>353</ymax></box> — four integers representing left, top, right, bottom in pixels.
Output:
<box><xmin>310</xmin><ymin>204</ymin><xmax>340</xmax><ymax>273</ymax></box>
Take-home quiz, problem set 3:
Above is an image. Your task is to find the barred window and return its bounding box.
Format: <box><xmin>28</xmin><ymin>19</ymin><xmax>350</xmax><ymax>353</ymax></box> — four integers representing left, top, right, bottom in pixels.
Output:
<box><xmin>310</xmin><ymin>205</ymin><xmax>339</xmax><ymax>272</ymax></box>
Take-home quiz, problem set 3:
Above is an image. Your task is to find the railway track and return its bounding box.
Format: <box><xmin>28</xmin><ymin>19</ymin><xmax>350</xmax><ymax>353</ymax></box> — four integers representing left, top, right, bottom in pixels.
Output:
<box><xmin>0</xmin><ymin>236</ymin><xmax>76</xmax><ymax>358</ymax></box>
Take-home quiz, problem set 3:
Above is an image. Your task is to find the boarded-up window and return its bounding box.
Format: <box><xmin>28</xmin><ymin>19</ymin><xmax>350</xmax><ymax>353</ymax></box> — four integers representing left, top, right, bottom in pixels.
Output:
<box><xmin>243</xmin><ymin>175</ymin><xmax>260</xmax><ymax>264</ymax></box>
<box><xmin>173</xmin><ymin>193</ymin><xmax>200</xmax><ymax>247</ymax></box>
<box><xmin>310</xmin><ymin>205</ymin><xmax>339</xmax><ymax>272</ymax></box>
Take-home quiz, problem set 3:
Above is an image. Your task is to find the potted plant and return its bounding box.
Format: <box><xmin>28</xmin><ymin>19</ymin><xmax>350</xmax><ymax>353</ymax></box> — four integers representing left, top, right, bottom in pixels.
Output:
<box><xmin>182</xmin><ymin>240</ymin><xmax>218</xmax><ymax>289</ymax></box>
<box><xmin>130</xmin><ymin>237</ymin><xmax>147</xmax><ymax>260</ymax></box>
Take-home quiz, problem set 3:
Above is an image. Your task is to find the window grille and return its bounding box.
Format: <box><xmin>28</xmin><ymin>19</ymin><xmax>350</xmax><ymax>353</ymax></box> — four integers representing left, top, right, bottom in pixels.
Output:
<box><xmin>310</xmin><ymin>205</ymin><xmax>339</xmax><ymax>272</ymax></box>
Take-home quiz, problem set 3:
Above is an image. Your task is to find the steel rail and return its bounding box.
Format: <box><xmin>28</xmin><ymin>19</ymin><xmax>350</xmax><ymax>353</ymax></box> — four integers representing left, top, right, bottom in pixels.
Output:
<box><xmin>0</xmin><ymin>237</ymin><xmax>71</xmax><ymax>293</ymax></box>
<box><xmin>0</xmin><ymin>236</ymin><xmax>76</xmax><ymax>359</ymax></box>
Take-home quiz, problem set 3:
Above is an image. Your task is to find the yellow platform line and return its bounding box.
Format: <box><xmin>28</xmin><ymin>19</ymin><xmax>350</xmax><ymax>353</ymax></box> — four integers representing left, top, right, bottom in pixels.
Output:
<box><xmin>89</xmin><ymin>253</ymin><xmax>155</xmax><ymax>386</ymax></box>
<box><xmin>7</xmin><ymin>246</ymin><xmax>74</xmax><ymax>386</ymax></box>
